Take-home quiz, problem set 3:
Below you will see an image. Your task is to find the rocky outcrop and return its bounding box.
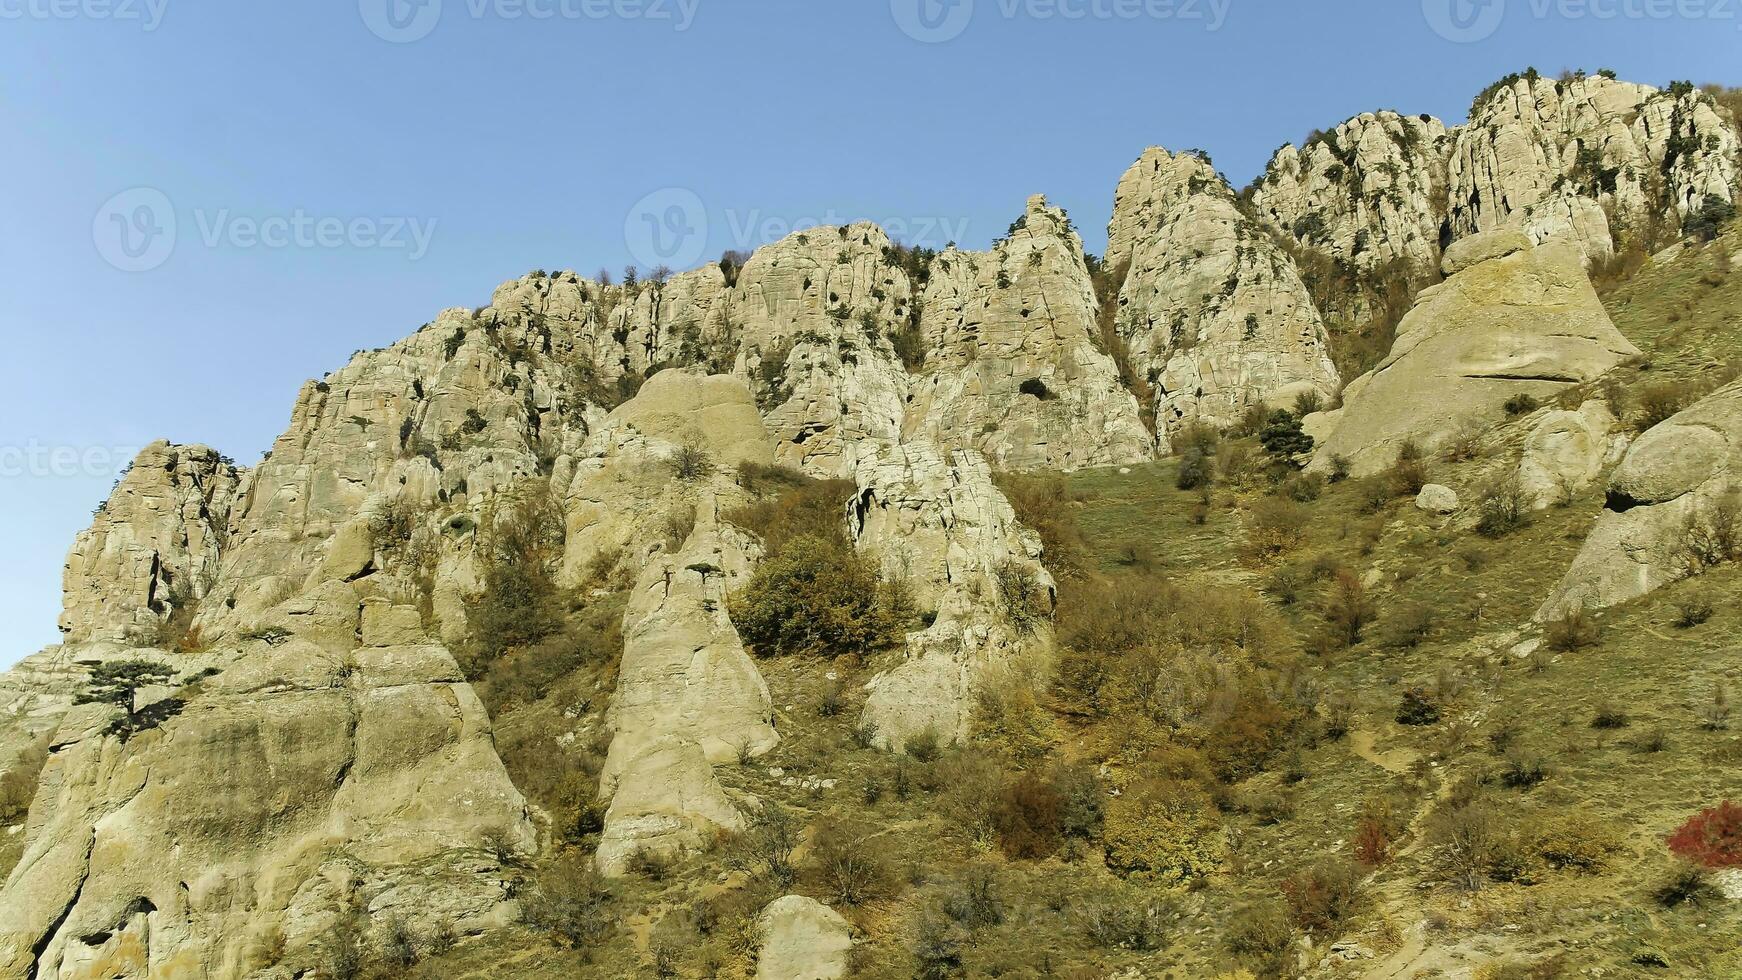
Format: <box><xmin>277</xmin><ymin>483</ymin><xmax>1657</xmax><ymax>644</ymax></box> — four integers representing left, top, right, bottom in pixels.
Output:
<box><xmin>1310</xmin><ymin>232</ymin><xmax>1638</xmax><ymax>477</ymax></box>
<box><xmin>755</xmin><ymin>895</ymin><xmax>853</xmax><ymax>980</ymax></box>
<box><xmin>1252</xmin><ymin>111</ymin><xmax>1453</xmax><ymax>279</ymax></box>
<box><xmin>1449</xmin><ymin>73</ymin><xmax>1741</xmax><ymax>260</ymax></box>
<box><xmin>0</xmin><ymin>585</ymin><xmax>534</xmax><ymax>979</ymax></box>
<box><xmin>909</xmin><ymin>195</ymin><xmax>1155</xmax><ymax>470</ymax></box>
<box><xmin>1538</xmin><ymin>381</ymin><xmax>1742</xmax><ymax>617</ymax></box>
<box><xmin>558</xmin><ymin>369</ymin><xmax>773</xmax><ymax>585</ymax></box>
<box><xmin>594</xmin><ymin>507</ymin><xmax>775</xmax><ymax>876</ymax></box>
<box><xmin>192</xmin><ymin>306</ymin><xmax>597</xmax><ymax>644</ymax></box>
<box><xmin>59</xmin><ymin>442</ymin><xmax>242</xmax><ymax>645</ymax></box>
<box><xmin>570</xmin><ymin>374</ymin><xmax>779</xmax><ymax>876</ymax></box>
<box><xmin>849</xmin><ymin>442</ymin><xmax>1053</xmax><ymax>751</ymax></box>
<box><xmin>1107</xmin><ymin>148</ymin><xmax>1340</xmax><ymax>440</ymax></box>
<box><xmin>1517</xmin><ymin>401</ymin><xmax>1627</xmax><ymax>510</ymax></box>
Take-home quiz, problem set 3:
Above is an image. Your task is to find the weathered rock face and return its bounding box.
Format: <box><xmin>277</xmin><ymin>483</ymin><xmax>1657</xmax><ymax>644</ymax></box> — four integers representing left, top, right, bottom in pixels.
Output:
<box><xmin>194</xmin><ymin>306</ymin><xmax>597</xmax><ymax>644</ymax></box>
<box><xmin>909</xmin><ymin>195</ymin><xmax>1155</xmax><ymax>470</ymax></box>
<box><xmin>755</xmin><ymin>895</ymin><xmax>853</xmax><ymax>980</ymax></box>
<box><xmin>1539</xmin><ymin>381</ymin><xmax>1742</xmax><ymax>617</ymax></box>
<box><xmin>849</xmin><ymin>442</ymin><xmax>1053</xmax><ymax>751</ymax></box>
<box><xmin>1448</xmin><ymin>74</ymin><xmax>1741</xmax><ymax>260</ymax></box>
<box><xmin>0</xmin><ymin>588</ymin><xmax>535</xmax><ymax>978</ymax></box>
<box><xmin>557</xmin><ymin>370</ymin><xmax>770</xmax><ymax>584</ymax></box>
<box><xmin>1310</xmin><ymin>232</ymin><xmax>1639</xmax><ymax>477</ymax></box>
<box><xmin>1517</xmin><ymin>401</ymin><xmax>1627</xmax><ymax>510</ymax></box>
<box><xmin>1107</xmin><ymin>148</ymin><xmax>1340</xmax><ymax>440</ymax></box>
<box><xmin>565</xmin><ymin>373</ymin><xmax>779</xmax><ymax>877</ymax></box>
<box><xmin>60</xmin><ymin>442</ymin><xmax>243</xmax><ymax>645</ymax></box>
<box><xmin>594</xmin><ymin>506</ymin><xmax>775</xmax><ymax>876</ymax></box>
<box><xmin>1252</xmin><ymin>111</ymin><xmax>1453</xmax><ymax>279</ymax></box>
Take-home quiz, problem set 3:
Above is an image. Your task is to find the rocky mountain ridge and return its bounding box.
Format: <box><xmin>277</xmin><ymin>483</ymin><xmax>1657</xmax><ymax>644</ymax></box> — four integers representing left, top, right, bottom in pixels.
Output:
<box><xmin>2</xmin><ymin>70</ymin><xmax>1739</xmax><ymax>979</ymax></box>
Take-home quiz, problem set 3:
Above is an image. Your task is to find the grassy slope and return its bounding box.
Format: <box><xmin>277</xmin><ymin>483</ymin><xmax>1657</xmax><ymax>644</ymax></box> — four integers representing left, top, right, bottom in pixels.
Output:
<box><xmin>408</xmin><ymin>228</ymin><xmax>1742</xmax><ymax>979</ymax></box>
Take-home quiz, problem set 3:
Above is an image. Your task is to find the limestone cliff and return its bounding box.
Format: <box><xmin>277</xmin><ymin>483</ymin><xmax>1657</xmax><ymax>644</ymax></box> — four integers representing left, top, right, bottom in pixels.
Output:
<box><xmin>1107</xmin><ymin>147</ymin><xmax>1341</xmax><ymax>440</ymax></box>
<box><xmin>909</xmin><ymin>195</ymin><xmax>1155</xmax><ymax>470</ymax></box>
<box><xmin>1449</xmin><ymin>73</ymin><xmax>1740</xmax><ymax>260</ymax></box>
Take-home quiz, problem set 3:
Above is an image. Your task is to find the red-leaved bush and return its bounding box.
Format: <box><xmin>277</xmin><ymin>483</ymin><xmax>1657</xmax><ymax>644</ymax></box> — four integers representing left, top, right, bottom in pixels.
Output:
<box><xmin>1667</xmin><ymin>801</ymin><xmax>1742</xmax><ymax>868</ymax></box>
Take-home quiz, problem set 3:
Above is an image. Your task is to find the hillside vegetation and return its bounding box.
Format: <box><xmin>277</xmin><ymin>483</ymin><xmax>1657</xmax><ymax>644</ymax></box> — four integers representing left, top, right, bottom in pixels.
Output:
<box><xmin>387</xmin><ymin>231</ymin><xmax>1742</xmax><ymax>980</ymax></box>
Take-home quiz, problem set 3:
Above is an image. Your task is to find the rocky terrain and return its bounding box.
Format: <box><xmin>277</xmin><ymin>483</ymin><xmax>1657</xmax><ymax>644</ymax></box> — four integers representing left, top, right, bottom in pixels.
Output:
<box><xmin>2</xmin><ymin>71</ymin><xmax>1740</xmax><ymax>979</ymax></box>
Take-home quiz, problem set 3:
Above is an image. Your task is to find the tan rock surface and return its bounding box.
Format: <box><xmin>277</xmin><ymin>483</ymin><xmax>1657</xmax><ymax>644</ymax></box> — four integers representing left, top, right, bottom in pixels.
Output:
<box><xmin>1311</xmin><ymin>233</ymin><xmax>1638</xmax><ymax>477</ymax></box>
<box><xmin>1539</xmin><ymin>380</ymin><xmax>1742</xmax><ymax>617</ymax></box>
<box><xmin>1107</xmin><ymin>147</ymin><xmax>1340</xmax><ymax>441</ymax></box>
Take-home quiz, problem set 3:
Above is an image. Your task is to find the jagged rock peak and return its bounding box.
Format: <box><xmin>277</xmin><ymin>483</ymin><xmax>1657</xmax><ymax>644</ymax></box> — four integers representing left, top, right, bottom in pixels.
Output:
<box><xmin>60</xmin><ymin>440</ymin><xmax>244</xmax><ymax>645</ymax></box>
<box><xmin>910</xmin><ymin>194</ymin><xmax>1156</xmax><ymax>470</ymax></box>
<box><xmin>1106</xmin><ymin>147</ymin><xmax>1340</xmax><ymax>438</ymax></box>
<box><xmin>1449</xmin><ymin>72</ymin><xmax>1741</xmax><ymax>259</ymax></box>
<box><xmin>1251</xmin><ymin>110</ymin><xmax>1453</xmax><ymax>277</ymax></box>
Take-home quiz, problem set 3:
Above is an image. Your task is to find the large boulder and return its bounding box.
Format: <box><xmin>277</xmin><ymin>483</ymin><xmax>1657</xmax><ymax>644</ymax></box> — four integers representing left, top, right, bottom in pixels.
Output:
<box><xmin>1517</xmin><ymin>401</ymin><xmax>1626</xmax><ymax>510</ymax></box>
<box><xmin>756</xmin><ymin>895</ymin><xmax>853</xmax><ymax>980</ymax></box>
<box><xmin>595</xmin><ymin>735</ymin><xmax>745</xmax><ymax>878</ymax></box>
<box><xmin>1538</xmin><ymin>380</ymin><xmax>1742</xmax><ymax>617</ymax></box>
<box><xmin>1310</xmin><ymin>233</ymin><xmax>1638</xmax><ymax>477</ymax></box>
<box><xmin>1106</xmin><ymin>147</ymin><xmax>1340</xmax><ymax>443</ymax></box>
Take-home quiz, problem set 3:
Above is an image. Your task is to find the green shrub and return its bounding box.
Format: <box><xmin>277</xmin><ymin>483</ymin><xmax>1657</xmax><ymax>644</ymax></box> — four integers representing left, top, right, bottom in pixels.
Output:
<box><xmin>991</xmin><ymin>773</ymin><xmax>1064</xmax><ymax>859</ymax></box>
<box><xmin>810</xmin><ymin>819</ymin><xmax>890</xmax><ymax>906</ymax></box>
<box><xmin>671</xmin><ymin>442</ymin><xmax>713</xmax><ymax>481</ymax></box>
<box><xmin>732</xmin><ymin>536</ymin><xmax>901</xmax><ymax>658</ymax></box>
<box><xmin>726</xmin><ymin>478</ymin><xmax>857</xmax><ymax>555</ymax></box>
<box><xmin>1259</xmin><ymin>410</ymin><xmax>1314</xmax><ymax>469</ymax></box>
<box><xmin>1635</xmin><ymin>382</ymin><xmax>1693</xmax><ymax>431</ymax></box>
<box><xmin>1475</xmin><ymin>477</ymin><xmax>1531</xmax><ymax>538</ymax></box>
<box><xmin>1386</xmin><ymin>441</ymin><xmax>1428</xmax><ymax>497</ymax></box>
<box><xmin>1102</xmin><ymin>779</ymin><xmax>1225</xmax><ymax>884</ymax></box>
<box><xmin>1684</xmin><ymin>193</ymin><xmax>1736</xmax><ymax>241</ymax></box>
<box><xmin>1223</xmin><ymin>900</ymin><xmax>1295</xmax><ymax>971</ymax></box>
<box><xmin>523</xmin><ymin>852</ymin><xmax>614</xmax><ymax>948</ymax></box>
<box><xmin>1503</xmin><ymin>393</ymin><xmax>1541</xmax><ymax>416</ymax></box>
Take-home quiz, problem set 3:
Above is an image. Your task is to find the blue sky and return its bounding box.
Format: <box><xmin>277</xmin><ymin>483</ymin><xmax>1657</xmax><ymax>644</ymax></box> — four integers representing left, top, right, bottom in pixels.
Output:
<box><xmin>2</xmin><ymin>0</ymin><xmax>1737</xmax><ymax>666</ymax></box>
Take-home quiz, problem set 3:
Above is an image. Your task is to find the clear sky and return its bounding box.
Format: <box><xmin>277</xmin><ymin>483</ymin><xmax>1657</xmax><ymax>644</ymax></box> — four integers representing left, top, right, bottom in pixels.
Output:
<box><xmin>2</xmin><ymin>0</ymin><xmax>1736</xmax><ymax>666</ymax></box>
